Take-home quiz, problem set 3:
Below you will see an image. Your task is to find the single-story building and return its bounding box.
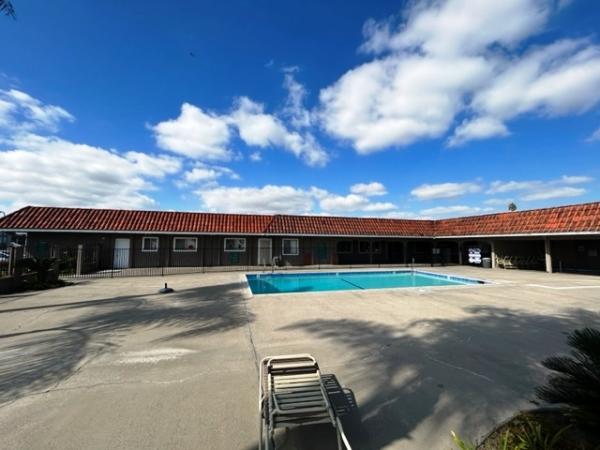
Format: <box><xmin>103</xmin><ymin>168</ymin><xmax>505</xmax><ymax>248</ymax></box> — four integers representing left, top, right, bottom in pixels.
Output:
<box><xmin>0</xmin><ymin>202</ymin><xmax>599</xmax><ymax>275</ymax></box>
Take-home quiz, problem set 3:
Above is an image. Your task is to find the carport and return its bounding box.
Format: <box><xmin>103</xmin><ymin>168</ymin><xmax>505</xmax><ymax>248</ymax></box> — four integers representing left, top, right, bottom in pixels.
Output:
<box><xmin>550</xmin><ymin>237</ymin><xmax>600</xmax><ymax>274</ymax></box>
<box><xmin>491</xmin><ymin>239</ymin><xmax>546</xmax><ymax>271</ymax></box>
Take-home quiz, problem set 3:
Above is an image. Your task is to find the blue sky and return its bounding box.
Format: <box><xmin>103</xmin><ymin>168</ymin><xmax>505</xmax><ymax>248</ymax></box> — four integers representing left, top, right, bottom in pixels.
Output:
<box><xmin>0</xmin><ymin>0</ymin><xmax>599</xmax><ymax>218</ymax></box>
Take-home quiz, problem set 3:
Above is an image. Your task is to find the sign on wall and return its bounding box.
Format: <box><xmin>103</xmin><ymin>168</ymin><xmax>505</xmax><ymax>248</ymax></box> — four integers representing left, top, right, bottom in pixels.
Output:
<box><xmin>468</xmin><ymin>247</ymin><xmax>482</xmax><ymax>265</ymax></box>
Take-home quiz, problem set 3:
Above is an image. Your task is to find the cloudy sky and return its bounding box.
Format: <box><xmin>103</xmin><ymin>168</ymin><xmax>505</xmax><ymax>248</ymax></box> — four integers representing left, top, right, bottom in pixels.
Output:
<box><xmin>1</xmin><ymin>0</ymin><xmax>599</xmax><ymax>218</ymax></box>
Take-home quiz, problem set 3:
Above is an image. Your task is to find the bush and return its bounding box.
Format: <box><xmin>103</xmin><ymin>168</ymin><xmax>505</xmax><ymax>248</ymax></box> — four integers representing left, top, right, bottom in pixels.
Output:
<box><xmin>17</xmin><ymin>256</ymin><xmax>57</xmax><ymax>285</ymax></box>
<box><xmin>536</xmin><ymin>328</ymin><xmax>600</xmax><ymax>433</ymax></box>
<box><xmin>453</xmin><ymin>413</ymin><xmax>576</xmax><ymax>450</ymax></box>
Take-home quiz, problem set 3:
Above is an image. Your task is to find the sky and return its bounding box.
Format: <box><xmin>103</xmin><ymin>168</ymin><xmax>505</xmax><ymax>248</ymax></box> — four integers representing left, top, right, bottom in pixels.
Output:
<box><xmin>0</xmin><ymin>0</ymin><xmax>600</xmax><ymax>219</ymax></box>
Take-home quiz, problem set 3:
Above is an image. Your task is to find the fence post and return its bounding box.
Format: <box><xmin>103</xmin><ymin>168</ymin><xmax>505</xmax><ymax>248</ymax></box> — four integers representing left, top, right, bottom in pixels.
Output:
<box><xmin>76</xmin><ymin>244</ymin><xmax>83</xmax><ymax>277</ymax></box>
<box><xmin>8</xmin><ymin>243</ymin><xmax>23</xmax><ymax>277</ymax></box>
<box><xmin>7</xmin><ymin>244</ymin><xmax>15</xmax><ymax>276</ymax></box>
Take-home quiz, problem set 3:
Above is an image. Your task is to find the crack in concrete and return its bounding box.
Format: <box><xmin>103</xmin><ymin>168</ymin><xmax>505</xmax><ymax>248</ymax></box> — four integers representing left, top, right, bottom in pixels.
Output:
<box><xmin>241</xmin><ymin>289</ymin><xmax>260</xmax><ymax>376</ymax></box>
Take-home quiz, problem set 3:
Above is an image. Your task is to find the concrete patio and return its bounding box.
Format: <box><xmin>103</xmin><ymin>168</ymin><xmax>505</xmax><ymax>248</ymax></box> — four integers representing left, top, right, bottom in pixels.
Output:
<box><xmin>0</xmin><ymin>267</ymin><xmax>599</xmax><ymax>449</ymax></box>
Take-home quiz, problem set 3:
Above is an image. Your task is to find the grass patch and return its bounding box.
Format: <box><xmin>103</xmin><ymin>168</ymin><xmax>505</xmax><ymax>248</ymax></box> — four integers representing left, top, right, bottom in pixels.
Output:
<box><xmin>454</xmin><ymin>409</ymin><xmax>599</xmax><ymax>450</ymax></box>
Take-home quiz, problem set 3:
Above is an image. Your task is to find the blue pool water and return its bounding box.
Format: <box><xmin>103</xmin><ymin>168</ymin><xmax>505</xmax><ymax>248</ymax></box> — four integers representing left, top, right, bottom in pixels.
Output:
<box><xmin>246</xmin><ymin>270</ymin><xmax>483</xmax><ymax>294</ymax></box>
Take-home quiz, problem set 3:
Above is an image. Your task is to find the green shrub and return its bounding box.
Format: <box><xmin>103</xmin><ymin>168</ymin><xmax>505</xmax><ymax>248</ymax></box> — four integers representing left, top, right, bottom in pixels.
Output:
<box><xmin>515</xmin><ymin>419</ymin><xmax>570</xmax><ymax>450</ymax></box>
<box><xmin>536</xmin><ymin>328</ymin><xmax>600</xmax><ymax>432</ymax></box>
<box><xmin>451</xmin><ymin>431</ymin><xmax>477</xmax><ymax>450</ymax></box>
<box><xmin>17</xmin><ymin>256</ymin><xmax>57</xmax><ymax>284</ymax></box>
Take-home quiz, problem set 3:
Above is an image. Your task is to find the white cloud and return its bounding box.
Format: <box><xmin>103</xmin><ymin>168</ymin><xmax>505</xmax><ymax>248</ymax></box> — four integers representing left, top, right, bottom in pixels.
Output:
<box><xmin>447</xmin><ymin>116</ymin><xmax>510</xmax><ymax>147</ymax></box>
<box><xmin>487</xmin><ymin>180</ymin><xmax>539</xmax><ymax>194</ymax></box>
<box><xmin>0</xmin><ymin>89</ymin><xmax>74</xmax><ymax>132</ymax></box>
<box><xmin>380</xmin><ymin>210</ymin><xmax>419</xmax><ymax>219</ymax></box>
<box><xmin>411</xmin><ymin>182</ymin><xmax>482</xmax><ymax>200</ymax></box>
<box><xmin>125</xmin><ymin>151</ymin><xmax>182</xmax><ymax>178</ymax></box>
<box><xmin>471</xmin><ymin>39</ymin><xmax>600</xmax><ymax>124</ymax></box>
<box><xmin>249</xmin><ymin>151</ymin><xmax>262</xmax><ymax>162</ymax></box>
<box><xmin>487</xmin><ymin>175</ymin><xmax>592</xmax><ymax>201</ymax></box>
<box><xmin>197</xmin><ymin>184</ymin><xmax>315</xmax><ymax>214</ymax></box>
<box><xmin>0</xmin><ymin>99</ymin><xmax>16</xmax><ymax>127</ymax></box>
<box><xmin>282</xmin><ymin>69</ymin><xmax>313</xmax><ymax>128</ymax></box>
<box><xmin>586</xmin><ymin>126</ymin><xmax>600</xmax><ymax>142</ymax></box>
<box><xmin>560</xmin><ymin>175</ymin><xmax>593</xmax><ymax>184</ymax></box>
<box><xmin>419</xmin><ymin>205</ymin><xmax>492</xmax><ymax>217</ymax></box>
<box><xmin>152</xmin><ymin>103</ymin><xmax>232</xmax><ymax>161</ymax></box>
<box><xmin>320</xmin><ymin>54</ymin><xmax>491</xmax><ymax>152</ymax></box>
<box><xmin>0</xmin><ymin>133</ymin><xmax>178</xmax><ymax>211</ymax></box>
<box><xmin>230</xmin><ymin>97</ymin><xmax>328</xmax><ymax>167</ymax></box>
<box><xmin>0</xmin><ymin>88</ymin><xmax>187</xmax><ymax>212</ymax></box>
<box><xmin>521</xmin><ymin>186</ymin><xmax>586</xmax><ymax>201</ymax></box>
<box><xmin>361</xmin><ymin>1</ymin><xmax>549</xmax><ymax>57</ymax></box>
<box><xmin>152</xmin><ymin>86</ymin><xmax>330</xmax><ymax>167</ymax></box>
<box><xmin>197</xmin><ymin>182</ymin><xmax>396</xmax><ymax>215</ymax></box>
<box><xmin>483</xmin><ymin>198</ymin><xmax>514</xmax><ymax>206</ymax></box>
<box><xmin>557</xmin><ymin>0</ymin><xmax>574</xmax><ymax>10</ymax></box>
<box><xmin>318</xmin><ymin>193</ymin><xmax>396</xmax><ymax>213</ymax></box>
<box><xmin>350</xmin><ymin>181</ymin><xmax>387</xmax><ymax>196</ymax></box>
<box><xmin>230</xmin><ymin>97</ymin><xmax>285</xmax><ymax>147</ymax></box>
<box><xmin>182</xmin><ymin>163</ymin><xmax>239</xmax><ymax>184</ymax></box>
<box><xmin>320</xmin><ymin>0</ymin><xmax>600</xmax><ymax>150</ymax></box>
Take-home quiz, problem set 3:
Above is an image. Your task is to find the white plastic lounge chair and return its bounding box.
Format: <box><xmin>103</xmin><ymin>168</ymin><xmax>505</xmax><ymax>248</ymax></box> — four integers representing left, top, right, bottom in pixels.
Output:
<box><xmin>258</xmin><ymin>354</ymin><xmax>352</xmax><ymax>450</ymax></box>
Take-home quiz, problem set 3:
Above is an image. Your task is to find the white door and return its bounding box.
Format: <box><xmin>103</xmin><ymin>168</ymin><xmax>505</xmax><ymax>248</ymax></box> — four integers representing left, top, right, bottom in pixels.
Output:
<box><xmin>257</xmin><ymin>239</ymin><xmax>272</xmax><ymax>266</ymax></box>
<box><xmin>114</xmin><ymin>238</ymin><xmax>130</xmax><ymax>269</ymax></box>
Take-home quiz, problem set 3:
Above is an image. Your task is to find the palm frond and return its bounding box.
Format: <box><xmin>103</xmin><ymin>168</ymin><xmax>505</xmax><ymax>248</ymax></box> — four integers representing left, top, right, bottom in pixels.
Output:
<box><xmin>0</xmin><ymin>0</ymin><xmax>15</xmax><ymax>19</ymax></box>
<box><xmin>536</xmin><ymin>328</ymin><xmax>600</xmax><ymax>431</ymax></box>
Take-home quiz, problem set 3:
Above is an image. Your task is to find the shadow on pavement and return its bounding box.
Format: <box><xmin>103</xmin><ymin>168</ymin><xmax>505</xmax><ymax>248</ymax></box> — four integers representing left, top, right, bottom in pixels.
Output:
<box><xmin>274</xmin><ymin>305</ymin><xmax>600</xmax><ymax>449</ymax></box>
<box><xmin>0</xmin><ymin>281</ymin><xmax>252</xmax><ymax>405</ymax></box>
<box><xmin>243</xmin><ymin>373</ymin><xmax>366</xmax><ymax>450</ymax></box>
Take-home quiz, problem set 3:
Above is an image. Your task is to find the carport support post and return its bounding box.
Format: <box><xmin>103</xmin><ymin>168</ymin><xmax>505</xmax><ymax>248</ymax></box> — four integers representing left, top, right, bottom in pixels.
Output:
<box><xmin>403</xmin><ymin>241</ymin><xmax>408</xmax><ymax>266</ymax></box>
<box><xmin>490</xmin><ymin>241</ymin><xmax>497</xmax><ymax>269</ymax></box>
<box><xmin>457</xmin><ymin>241</ymin><xmax>463</xmax><ymax>265</ymax></box>
<box><xmin>76</xmin><ymin>244</ymin><xmax>83</xmax><ymax>277</ymax></box>
<box><xmin>544</xmin><ymin>237</ymin><xmax>553</xmax><ymax>273</ymax></box>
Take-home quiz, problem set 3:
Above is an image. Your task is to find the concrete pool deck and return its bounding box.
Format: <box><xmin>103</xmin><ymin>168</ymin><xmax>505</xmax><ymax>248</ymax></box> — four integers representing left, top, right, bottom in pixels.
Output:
<box><xmin>0</xmin><ymin>267</ymin><xmax>599</xmax><ymax>449</ymax></box>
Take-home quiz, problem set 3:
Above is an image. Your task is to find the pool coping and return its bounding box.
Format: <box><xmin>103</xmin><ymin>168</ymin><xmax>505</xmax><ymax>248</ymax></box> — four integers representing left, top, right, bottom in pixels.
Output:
<box><xmin>243</xmin><ymin>268</ymin><xmax>495</xmax><ymax>297</ymax></box>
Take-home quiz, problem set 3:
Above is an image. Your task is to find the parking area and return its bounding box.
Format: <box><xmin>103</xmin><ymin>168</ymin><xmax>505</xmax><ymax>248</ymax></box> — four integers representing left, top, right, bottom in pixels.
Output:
<box><xmin>0</xmin><ymin>267</ymin><xmax>599</xmax><ymax>449</ymax></box>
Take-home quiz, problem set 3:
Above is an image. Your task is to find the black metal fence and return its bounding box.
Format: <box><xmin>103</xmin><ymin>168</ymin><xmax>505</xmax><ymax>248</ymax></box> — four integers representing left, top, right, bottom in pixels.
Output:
<box><xmin>19</xmin><ymin>241</ymin><xmax>450</xmax><ymax>279</ymax></box>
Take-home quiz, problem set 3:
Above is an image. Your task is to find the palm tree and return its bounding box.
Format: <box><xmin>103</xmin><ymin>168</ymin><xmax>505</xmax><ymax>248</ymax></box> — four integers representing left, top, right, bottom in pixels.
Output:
<box><xmin>0</xmin><ymin>0</ymin><xmax>15</xmax><ymax>19</ymax></box>
<box><xmin>536</xmin><ymin>328</ymin><xmax>600</xmax><ymax>432</ymax></box>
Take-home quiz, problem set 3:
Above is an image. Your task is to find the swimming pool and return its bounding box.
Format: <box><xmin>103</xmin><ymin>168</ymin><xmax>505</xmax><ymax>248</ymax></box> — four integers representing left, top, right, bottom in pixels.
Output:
<box><xmin>246</xmin><ymin>270</ymin><xmax>484</xmax><ymax>294</ymax></box>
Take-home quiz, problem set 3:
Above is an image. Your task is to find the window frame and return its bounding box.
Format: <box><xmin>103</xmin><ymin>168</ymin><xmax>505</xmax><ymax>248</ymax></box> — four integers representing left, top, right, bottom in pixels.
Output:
<box><xmin>372</xmin><ymin>241</ymin><xmax>382</xmax><ymax>254</ymax></box>
<box><xmin>173</xmin><ymin>237</ymin><xmax>198</xmax><ymax>252</ymax></box>
<box><xmin>142</xmin><ymin>236</ymin><xmax>159</xmax><ymax>253</ymax></box>
<box><xmin>336</xmin><ymin>240</ymin><xmax>353</xmax><ymax>254</ymax></box>
<box><xmin>224</xmin><ymin>237</ymin><xmax>246</xmax><ymax>252</ymax></box>
<box><xmin>358</xmin><ymin>241</ymin><xmax>370</xmax><ymax>254</ymax></box>
<box><xmin>282</xmin><ymin>238</ymin><xmax>299</xmax><ymax>256</ymax></box>
<box><xmin>359</xmin><ymin>241</ymin><xmax>382</xmax><ymax>254</ymax></box>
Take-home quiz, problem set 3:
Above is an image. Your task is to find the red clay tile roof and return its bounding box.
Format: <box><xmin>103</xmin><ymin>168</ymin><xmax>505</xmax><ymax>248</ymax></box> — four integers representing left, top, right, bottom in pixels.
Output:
<box><xmin>434</xmin><ymin>202</ymin><xmax>600</xmax><ymax>236</ymax></box>
<box><xmin>1</xmin><ymin>203</ymin><xmax>600</xmax><ymax>237</ymax></box>
<box><xmin>265</xmin><ymin>215</ymin><xmax>433</xmax><ymax>236</ymax></box>
<box><xmin>0</xmin><ymin>206</ymin><xmax>273</xmax><ymax>234</ymax></box>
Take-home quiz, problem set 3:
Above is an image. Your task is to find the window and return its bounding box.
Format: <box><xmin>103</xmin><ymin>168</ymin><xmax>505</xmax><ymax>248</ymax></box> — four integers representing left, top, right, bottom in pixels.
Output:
<box><xmin>359</xmin><ymin>241</ymin><xmax>382</xmax><ymax>254</ymax></box>
<box><xmin>142</xmin><ymin>237</ymin><xmax>159</xmax><ymax>252</ymax></box>
<box><xmin>336</xmin><ymin>241</ymin><xmax>353</xmax><ymax>254</ymax></box>
<box><xmin>173</xmin><ymin>237</ymin><xmax>197</xmax><ymax>252</ymax></box>
<box><xmin>282</xmin><ymin>239</ymin><xmax>299</xmax><ymax>255</ymax></box>
<box><xmin>224</xmin><ymin>238</ymin><xmax>246</xmax><ymax>252</ymax></box>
